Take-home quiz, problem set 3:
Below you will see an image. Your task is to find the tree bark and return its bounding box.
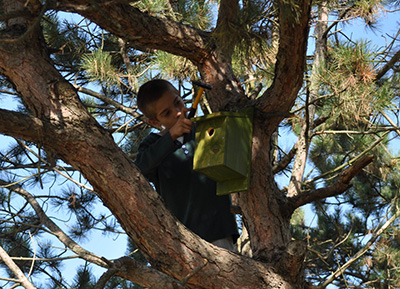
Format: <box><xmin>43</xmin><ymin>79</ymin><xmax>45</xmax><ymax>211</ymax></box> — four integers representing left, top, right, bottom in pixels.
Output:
<box><xmin>240</xmin><ymin>0</ymin><xmax>312</xmax><ymax>263</ymax></box>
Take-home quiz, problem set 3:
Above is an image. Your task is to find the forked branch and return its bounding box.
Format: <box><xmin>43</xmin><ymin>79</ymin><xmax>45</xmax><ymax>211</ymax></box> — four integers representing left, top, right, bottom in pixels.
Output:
<box><xmin>287</xmin><ymin>154</ymin><xmax>374</xmax><ymax>211</ymax></box>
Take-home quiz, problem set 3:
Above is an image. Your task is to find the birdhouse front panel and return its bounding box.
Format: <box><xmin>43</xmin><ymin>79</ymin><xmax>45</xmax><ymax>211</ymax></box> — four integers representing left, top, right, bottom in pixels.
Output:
<box><xmin>193</xmin><ymin>110</ymin><xmax>253</xmax><ymax>194</ymax></box>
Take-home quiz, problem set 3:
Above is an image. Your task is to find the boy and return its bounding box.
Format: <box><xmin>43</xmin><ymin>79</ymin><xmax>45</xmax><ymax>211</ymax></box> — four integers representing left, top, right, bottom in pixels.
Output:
<box><xmin>135</xmin><ymin>79</ymin><xmax>238</xmax><ymax>251</ymax></box>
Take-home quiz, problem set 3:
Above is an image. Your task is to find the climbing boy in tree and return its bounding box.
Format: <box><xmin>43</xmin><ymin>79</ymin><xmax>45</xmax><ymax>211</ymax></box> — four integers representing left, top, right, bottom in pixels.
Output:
<box><xmin>135</xmin><ymin>79</ymin><xmax>238</xmax><ymax>251</ymax></box>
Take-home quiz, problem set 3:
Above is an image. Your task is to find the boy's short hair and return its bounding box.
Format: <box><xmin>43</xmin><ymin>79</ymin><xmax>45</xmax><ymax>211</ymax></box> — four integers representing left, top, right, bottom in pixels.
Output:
<box><xmin>137</xmin><ymin>79</ymin><xmax>178</xmax><ymax>120</ymax></box>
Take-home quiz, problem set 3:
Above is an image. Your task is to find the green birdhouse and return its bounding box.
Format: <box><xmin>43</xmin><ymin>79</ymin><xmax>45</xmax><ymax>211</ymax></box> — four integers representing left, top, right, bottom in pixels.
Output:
<box><xmin>193</xmin><ymin>109</ymin><xmax>253</xmax><ymax>195</ymax></box>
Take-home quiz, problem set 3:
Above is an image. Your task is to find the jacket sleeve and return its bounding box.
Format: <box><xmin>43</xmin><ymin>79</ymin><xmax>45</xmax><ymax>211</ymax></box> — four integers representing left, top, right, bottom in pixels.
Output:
<box><xmin>134</xmin><ymin>132</ymin><xmax>182</xmax><ymax>178</ymax></box>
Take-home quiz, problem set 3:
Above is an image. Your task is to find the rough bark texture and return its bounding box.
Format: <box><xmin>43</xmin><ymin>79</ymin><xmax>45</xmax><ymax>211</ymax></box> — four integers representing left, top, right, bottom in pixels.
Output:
<box><xmin>240</xmin><ymin>0</ymin><xmax>313</xmax><ymax>263</ymax></box>
<box><xmin>0</xmin><ymin>0</ymin><xmax>371</xmax><ymax>288</ymax></box>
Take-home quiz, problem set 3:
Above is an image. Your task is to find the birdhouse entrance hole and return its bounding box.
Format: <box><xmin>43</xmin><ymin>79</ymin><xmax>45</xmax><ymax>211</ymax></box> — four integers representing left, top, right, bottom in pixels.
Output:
<box><xmin>192</xmin><ymin>109</ymin><xmax>253</xmax><ymax>195</ymax></box>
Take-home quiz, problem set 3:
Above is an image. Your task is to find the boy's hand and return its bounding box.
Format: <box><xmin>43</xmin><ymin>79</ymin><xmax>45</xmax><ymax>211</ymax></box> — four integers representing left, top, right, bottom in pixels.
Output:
<box><xmin>169</xmin><ymin>110</ymin><xmax>193</xmax><ymax>141</ymax></box>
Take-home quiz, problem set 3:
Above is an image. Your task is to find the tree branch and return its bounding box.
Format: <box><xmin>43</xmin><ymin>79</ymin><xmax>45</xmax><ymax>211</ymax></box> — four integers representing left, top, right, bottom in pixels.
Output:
<box><xmin>53</xmin><ymin>0</ymin><xmax>210</xmax><ymax>62</ymax></box>
<box><xmin>380</xmin><ymin>110</ymin><xmax>400</xmax><ymax>138</ymax></box>
<box><xmin>273</xmin><ymin>142</ymin><xmax>298</xmax><ymax>174</ymax></box>
<box><xmin>375</xmin><ymin>49</ymin><xmax>400</xmax><ymax>80</ymax></box>
<box><xmin>0</xmin><ymin>245</ymin><xmax>36</xmax><ymax>289</ymax></box>
<box><xmin>113</xmin><ymin>257</ymin><xmax>188</xmax><ymax>289</ymax></box>
<box><xmin>0</xmin><ymin>109</ymin><xmax>44</xmax><ymax>143</ymax></box>
<box><xmin>0</xmin><ymin>179</ymin><xmax>109</xmax><ymax>268</ymax></box>
<box><xmin>73</xmin><ymin>85</ymin><xmax>141</xmax><ymax>118</ymax></box>
<box><xmin>303</xmin><ymin>130</ymin><xmax>389</xmax><ymax>187</ymax></box>
<box><xmin>215</xmin><ymin>0</ymin><xmax>240</xmax><ymax>57</ymax></box>
<box><xmin>255</xmin><ymin>0</ymin><xmax>311</xmax><ymax>125</ymax></box>
<box><xmin>0</xmin><ymin>179</ymin><xmax>190</xmax><ymax>288</ymax></box>
<box><xmin>278</xmin><ymin>240</ymin><xmax>307</xmax><ymax>284</ymax></box>
<box><xmin>287</xmin><ymin>154</ymin><xmax>374</xmax><ymax>210</ymax></box>
<box><xmin>318</xmin><ymin>205</ymin><xmax>400</xmax><ymax>289</ymax></box>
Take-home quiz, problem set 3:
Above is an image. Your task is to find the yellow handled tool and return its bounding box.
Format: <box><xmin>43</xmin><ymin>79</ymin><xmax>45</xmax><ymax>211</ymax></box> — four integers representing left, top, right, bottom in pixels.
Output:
<box><xmin>188</xmin><ymin>81</ymin><xmax>212</xmax><ymax>119</ymax></box>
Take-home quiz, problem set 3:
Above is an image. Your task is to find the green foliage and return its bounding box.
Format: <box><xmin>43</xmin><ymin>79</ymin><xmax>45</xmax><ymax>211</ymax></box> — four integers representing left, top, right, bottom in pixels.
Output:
<box><xmin>279</xmin><ymin>2</ymin><xmax>400</xmax><ymax>288</ymax></box>
<box><xmin>0</xmin><ymin>232</ymin><xmax>34</xmax><ymax>275</ymax></box>
<box><xmin>152</xmin><ymin>51</ymin><xmax>198</xmax><ymax>81</ymax></box>
<box><xmin>42</xmin><ymin>13</ymin><xmax>91</xmax><ymax>83</ymax></box>
<box><xmin>133</xmin><ymin>0</ymin><xmax>178</xmax><ymax>17</ymax></box>
<box><xmin>351</xmin><ymin>0</ymin><xmax>384</xmax><ymax>26</ymax></box>
<box><xmin>171</xmin><ymin>0</ymin><xmax>214</xmax><ymax>30</ymax></box>
<box><xmin>81</xmin><ymin>49</ymin><xmax>120</xmax><ymax>87</ymax></box>
<box><xmin>232</xmin><ymin>37</ymin><xmax>275</xmax><ymax>94</ymax></box>
<box><xmin>213</xmin><ymin>0</ymin><xmax>274</xmax><ymax>57</ymax></box>
<box><xmin>72</xmin><ymin>263</ymin><xmax>96</xmax><ymax>289</ymax></box>
<box><xmin>372</xmin><ymin>225</ymin><xmax>400</xmax><ymax>288</ymax></box>
<box><xmin>316</xmin><ymin>40</ymin><xmax>390</xmax><ymax>129</ymax></box>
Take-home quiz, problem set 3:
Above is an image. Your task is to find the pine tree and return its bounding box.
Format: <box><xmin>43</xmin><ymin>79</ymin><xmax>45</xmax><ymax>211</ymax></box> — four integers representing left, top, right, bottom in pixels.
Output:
<box><xmin>0</xmin><ymin>0</ymin><xmax>400</xmax><ymax>288</ymax></box>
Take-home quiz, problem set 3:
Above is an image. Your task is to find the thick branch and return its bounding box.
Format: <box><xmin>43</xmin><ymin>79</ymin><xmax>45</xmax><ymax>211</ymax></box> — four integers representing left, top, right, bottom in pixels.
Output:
<box><xmin>237</xmin><ymin>0</ymin><xmax>311</xmax><ymax>262</ymax></box>
<box><xmin>0</xmin><ymin>109</ymin><xmax>44</xmax><ymax>142</ymax></box>
<box><xmin>273</xmin><ymin>142</ymin><xmax>298</xmax><ymax>174</ymax></box>
<box><xmin>375</xmin><ymin>49</ymin><xmax>400</xmax><ymax>80</ymax></box>
<box><xmin>215</xmin><ymin>0</ymin><xmax>240</xmax><ymax>57</ymax></box>
<box><xmin>278</xmin><ymin>240</ymin><xmax>307</xmax><ymax>284</ymax></box>
<box><xmin>288</xmin><ymin>154</ymin><xmax>374</xmax><ymax>210</ymax></box>
<box><xmin>53</xmin><ymin>0</ymin><xmax>210</xmax><ymax>63</ymax></box>
<box><xmin>112</xmin><ymin>257</ymin><xmax>187</xmax><ymax>289</ymax></box>
<box><xmin>255</xmin><ymin>0</ymin><xmax>311</xmax><ymax>126</ymax></box>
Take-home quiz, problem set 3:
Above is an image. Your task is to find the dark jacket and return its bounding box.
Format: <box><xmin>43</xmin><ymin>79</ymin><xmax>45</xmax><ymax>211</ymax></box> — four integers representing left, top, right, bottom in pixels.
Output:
<box><xmin>135</xmin><ymin>129</ymin><xmax>238</xmax><ymax>243</ymax></box>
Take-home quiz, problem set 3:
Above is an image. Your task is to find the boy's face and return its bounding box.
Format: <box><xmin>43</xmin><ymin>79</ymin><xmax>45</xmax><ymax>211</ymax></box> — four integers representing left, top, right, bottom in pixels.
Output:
<box><xmin>148</xmin><ymin>90</ymin><xmax>186</xmax><ymax>130</ymax></box>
